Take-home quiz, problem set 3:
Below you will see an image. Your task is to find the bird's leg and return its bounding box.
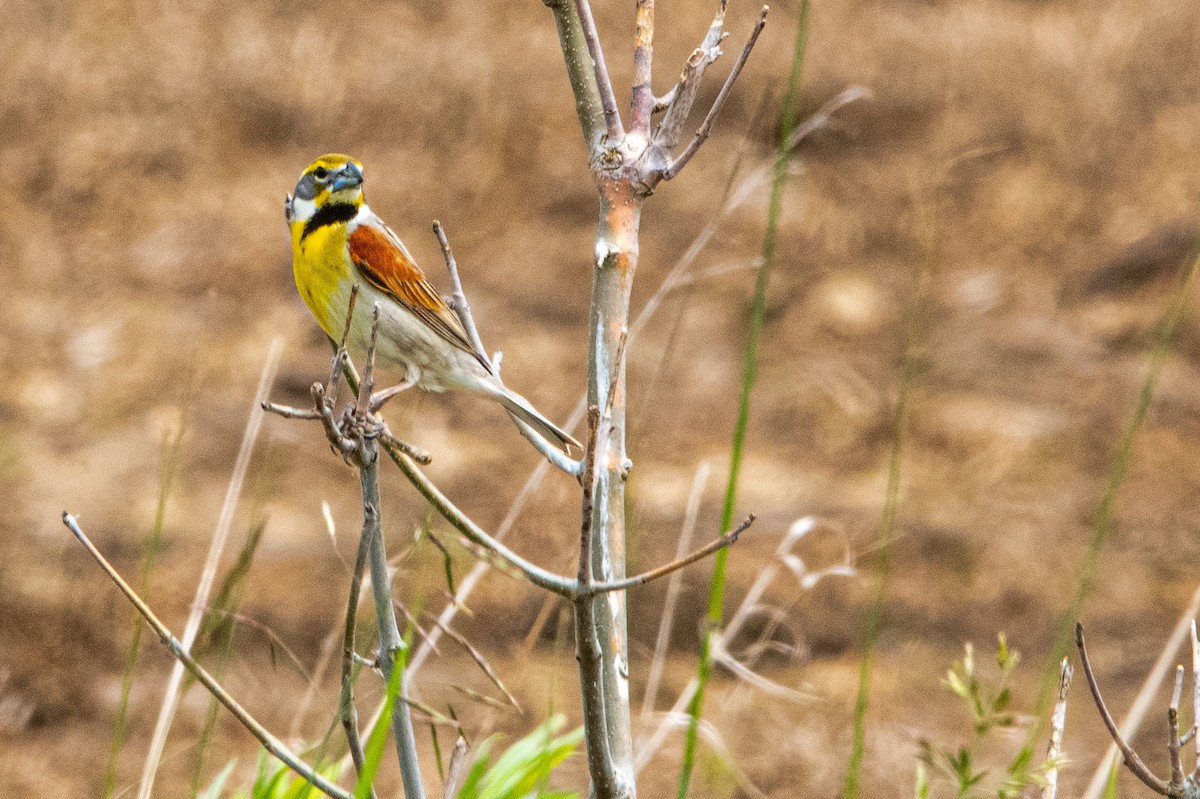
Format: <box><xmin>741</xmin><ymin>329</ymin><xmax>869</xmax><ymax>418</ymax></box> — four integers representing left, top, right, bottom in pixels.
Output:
<box><xmin>368</xmin><ymin>381</ymin><xmax>412</xmax><ymax>413</ymax></box>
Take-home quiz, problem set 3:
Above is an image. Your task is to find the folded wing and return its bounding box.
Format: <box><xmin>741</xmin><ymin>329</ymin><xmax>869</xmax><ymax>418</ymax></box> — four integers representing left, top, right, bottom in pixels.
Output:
<box><xmin>347</xmin><ymin>218</ymin><xmax>490</xmax><ymax>371</ymax></box>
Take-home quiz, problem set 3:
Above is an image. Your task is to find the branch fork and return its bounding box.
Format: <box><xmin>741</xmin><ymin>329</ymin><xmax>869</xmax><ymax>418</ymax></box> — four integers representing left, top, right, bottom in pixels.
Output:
<box><xmin>550</xmin><ymin>0</ymin><xmax>768</xmax><ymax>196</ymax></box>
<box><xmin>1077</xmin><ymin>622</ymin><xmax>1200</xmax><ymax>798</ymax></box>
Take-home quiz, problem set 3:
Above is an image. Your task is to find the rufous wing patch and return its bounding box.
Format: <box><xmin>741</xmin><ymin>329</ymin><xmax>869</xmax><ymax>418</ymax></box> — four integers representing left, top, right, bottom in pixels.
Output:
<box><xmin>347</xmin><ymin>223</ymin><xmax>486</xmax><ymax>365</ymax></box>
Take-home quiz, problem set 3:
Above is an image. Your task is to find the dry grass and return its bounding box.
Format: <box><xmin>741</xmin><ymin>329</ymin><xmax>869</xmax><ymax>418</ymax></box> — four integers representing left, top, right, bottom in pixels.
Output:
<box><xmin>3</xmin><ymin>0</ymin><xmax>1200</xmax><ymax>796</ymax></box>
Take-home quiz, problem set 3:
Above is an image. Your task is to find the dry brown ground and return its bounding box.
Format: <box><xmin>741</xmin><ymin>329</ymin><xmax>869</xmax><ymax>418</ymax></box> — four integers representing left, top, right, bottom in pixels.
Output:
<box><xmin>3</xmin><ymin>0</ymin><xmax>1200</xmax><ymax>796</ymax></box>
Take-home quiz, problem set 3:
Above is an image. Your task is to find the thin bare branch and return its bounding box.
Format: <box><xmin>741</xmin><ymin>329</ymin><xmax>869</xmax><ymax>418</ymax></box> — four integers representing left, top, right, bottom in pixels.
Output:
<box><xmin>340</xmin><ymin>502</ymin><xmax>375</xmax><ymax>792</ymax></box>
<box><xmin>662</xmin><ymin>6</ymin><xmax>769</xmax><ymax>181</ymax></box>
<box><xmin>581</xmin><ymin>515</ymin><xmax>754</xmax><ymax>596</ymax></box>
<box><xmin>1082</xmin><ymin>585</ymin><xmax>1200</xmax><ymax>799</ymax></box>
<box><xmin>420</xmin><ymin>610</ymin><xmax>521</xmax><ymax>712</ymax></box>
<box><xmin>379</xmin><ymin>429</ymin><xmax>433</xmax><ymax>465</ymax></box>
<box><xmin>356</xmin><ymin>304</ymin><xmax>382</xmax><ymax>418</ymax></box>
<box><xmin>262</xmin><ymin>402</ymin><xmax>321</xmax><ymax>420</ymax></box>
<box><xmin>631</xmin><ymin>0</ymin><xmax>655</xmax><ymax>134</ymax></box>
<box><xmin>654</xmin><ymin>0</ymin><xmax>729</xmax><ymax>151</ymax></box>
<box><xmin>432</xmin><ymin>221</ymin><xmax>487</xmax><ymax>360</ymax></box>
<box><xmin>1076</xmin><ymin>623</ymin><xmax>1174</xmax><ymax>796</ymax></box>
<box><xmin>62</xmin><ymin>514</ymin><xmax>352</xmax><ymax>799</ymax></box>
<box><xmin>360</xmin><ymin>434</ymin><xmax>426</xmax><ymax>799</ymax></box>
<box><xmin>652</xmin><ymin>86</ymin><xmax>676</xmax><ymax>113</ymax></box>
<box><xmin>572</xmin><ymin>0</ymin><xmax>624</xmax><ymax>141</ymax></box>
<box><xmin>328</xmin><ymin>284</ymin><xmax>361</xmax><ymax>407</ymax></box>
<box><xmin>386</xmin><ymin>443</ymin><xmax>577</xmax><ymax>596</ymax></box>
<box><xmin>1171</xmin><ymin>665</ymin><xmax>1185</xmax><ymax>787</ymax></box>
<box><xmin>544</xmin><ymin>0</ymin><xmax>607</xmax><ymax>149</ymax></box>
<box><xmin>1042</xmin><ymin>658</ymin><xmax>1074</xmax><ymax>799</ymax></box>
<box><xmin>449</xmin><ymin>685</ymin><xmax>518</xmax><ymax>714</ymax></box>
<box><xmin>1193</xmin><ymin>620</ymin><xmax>1200</xmax><ymax>777</ymax></box>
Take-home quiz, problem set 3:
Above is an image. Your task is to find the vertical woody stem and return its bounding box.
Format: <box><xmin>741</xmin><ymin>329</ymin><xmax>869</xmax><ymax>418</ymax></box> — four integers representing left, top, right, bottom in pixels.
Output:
<box><xmin>360</xmin><ymin>439</ymin><xmax>425</xmax><ymax>799</ymax></box>
<box><xmin>630</xmin><ymin>0</ymin><xmax>655</xmax><ymax>134</ymax></box>
<box><xmin>576</xmin><ymin>180</ymin><xmax>641</xmax><ymax>799</ymax></box>
<box><xmin>545</xmin><ymin>0</ymin><xmax>608</xmax><ymax>153</ymax></box>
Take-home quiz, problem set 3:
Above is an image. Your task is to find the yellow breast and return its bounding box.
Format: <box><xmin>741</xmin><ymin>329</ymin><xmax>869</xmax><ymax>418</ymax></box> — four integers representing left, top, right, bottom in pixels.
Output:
<box><xmin>291</xmin><ymin>220</ymin><xmax>354</xmax><ymax>337</ymax></box>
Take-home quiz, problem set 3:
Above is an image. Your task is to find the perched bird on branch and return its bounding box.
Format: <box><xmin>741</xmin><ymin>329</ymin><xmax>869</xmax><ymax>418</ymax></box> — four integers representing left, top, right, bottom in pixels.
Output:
<box><xmin>286</xmin><ymin>153</ymin><xmax>579</xmax><ymax>454</ymax></box>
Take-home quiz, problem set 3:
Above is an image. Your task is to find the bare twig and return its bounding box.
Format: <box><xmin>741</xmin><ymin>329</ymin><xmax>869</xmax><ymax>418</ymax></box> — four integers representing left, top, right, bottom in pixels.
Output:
<box><xmin>261</xmin><ymin>402</ymin><xmax>321</xmax><ymax>420</ymax></box>
<box><xmin>138</xmin><ymin>338</ymin><xmax>283</xmax><ymax>799</ymax></box>
<box><xmin>340</xmin><ymin>504</ymin><xmax>376</xmax><ymax>791</ymax></box>
<box><xmin>631</xmin><ymin>0</ymin><xmax>655</xmax><ymax>134</ymax></box>
<box><xmin>328</xmin><ymin>284</ymin><xmax>360</xmax><ymax>406</ymax></box>
<box><xmin>432</xmin><ymin>221</ymin><xmax>487</xmax><ymax>361</ymax></box>
<box><xmin>1193</xmin><ymin>620</ymin><xmax>1200</xmax><ymax>776</ymax></box>
<box><xmin>574</xmin><ymin>403</ymin><xmax>619</xmax><ymax>796</ymax></box>
<box><xmin>420</xmin><ymin>610</ymin><xmax>521</xmax><ymax>712</ymax></box>
<box><xmin>1042</xmin><ymin>657</ymin><xmax>1074</xmax><ymax>799</ymax></box>
<box><xmin>356</xmin><ymin>305</ymin><xmax>381</xmax><ymax>418</ymax></box>
<box><xmin>387</xmin><ymin>444</ymin><xmax>577</xmax><ymax>597</ymax></box>
<box><xmin>1081</xmin><ymin>579</ymin><xmax>1200</xmax><ymax>799</ymax></box>
<box><xmin>62</xmin><ymin>514</ymin><xmax>352</xmax><ymax>799</ymax></box>
<box><xmin>1075</xmin><ymin>623</ymin><xmax>1173</xmax><ymax>795</ymax></box>
<box><xmin>572</xmin><ymin>0</ymin><xmax>623</xmax><ymax>141</ymax></box>
<box><xmin>662</xmin><ymin>6</ymin><xmax>769</xmax><ymax>180</ymax></box>
<box><xmin>1171</xmin><ymin>665</ymin><xmax>1186</xmax><ymax>787</ymax></box>
<box><xmin>379</xmin><ymin>429</ymin><xmax>433</xmax><ymax>465</ymax></box>
<box><xmin>350</xmin><ymin>313</ymin><xmax>425</xmax><ymax>799</ymax></box>
<box><xmin>653</xmin><ymin>0</ymin><xmax>729</xmax><ymax>151</ymax></box>
<box><xmin>580</xmin><ymin>515</ymin><xmax>754</xmax><ymax>597</ymax></box>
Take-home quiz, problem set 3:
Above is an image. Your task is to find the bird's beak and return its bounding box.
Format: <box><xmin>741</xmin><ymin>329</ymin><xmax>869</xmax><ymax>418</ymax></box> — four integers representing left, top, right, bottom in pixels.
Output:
<box><xmin>331</xmin><ymin>163</ymin><xmax>363</xmax><ymax>193</ymax></box>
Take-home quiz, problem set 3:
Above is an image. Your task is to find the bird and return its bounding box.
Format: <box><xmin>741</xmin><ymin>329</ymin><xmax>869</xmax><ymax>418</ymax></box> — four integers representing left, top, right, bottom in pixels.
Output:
<box><xmin>285</xmin><ymin>153</ymin><xmax>580</xmax><ymax>454</ymax></box>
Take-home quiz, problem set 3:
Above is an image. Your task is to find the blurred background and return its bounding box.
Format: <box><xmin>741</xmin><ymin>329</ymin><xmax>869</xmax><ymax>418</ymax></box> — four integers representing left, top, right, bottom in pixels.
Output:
<box><xmin>3</xmin><ymin>0</ymin><xmax>1200</xmax><ymax>795</ymax></box>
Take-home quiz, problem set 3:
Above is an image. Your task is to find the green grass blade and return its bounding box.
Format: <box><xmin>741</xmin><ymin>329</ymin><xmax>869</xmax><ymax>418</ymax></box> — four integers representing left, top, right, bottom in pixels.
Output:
<box><xmin>675</xmin><ymin>3</ymin><xmax>811</xmax><ymax>797</ymax></box>
<box><xmin>355</xmin><ymin>645</ymin><xmax>408</xmax><ymax>799</ymax></box>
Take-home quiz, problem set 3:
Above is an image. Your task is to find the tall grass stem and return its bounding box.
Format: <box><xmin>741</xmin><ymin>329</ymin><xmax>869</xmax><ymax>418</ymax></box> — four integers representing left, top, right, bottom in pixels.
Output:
<box><xmin>676</xmin><ymin>3</ymin><xmax>810</xmax><ymax>796</ymax></box>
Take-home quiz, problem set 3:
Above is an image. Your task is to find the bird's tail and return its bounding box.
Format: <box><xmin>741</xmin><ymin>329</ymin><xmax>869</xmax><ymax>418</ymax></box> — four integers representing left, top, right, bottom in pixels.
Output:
<box><xmin>496</xmin><ymin>388</ymin><xmax>581</xmax><ymax>455</ymax></box>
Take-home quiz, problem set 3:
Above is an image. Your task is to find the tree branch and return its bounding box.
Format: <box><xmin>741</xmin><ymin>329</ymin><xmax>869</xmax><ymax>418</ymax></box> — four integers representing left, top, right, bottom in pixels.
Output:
<box><xmin>1041</xmin><ymin>657</ymin><xmax>1073</xmax><ymax>799</ymax></box>
<box><xmin>1169</xmin><ymin>665</ymin><xmax>1185</xmax><ymax>788</ymax></box>
<box><xmin>630</xmin><ymin>0</ymin><xmax>655</xmax><ymax>134</ymax></box>
<box><xmin>340</xmin><ymin>512</ymin><xmax>375</xmax><ymax>793</ymax></box>
<box><xmin>1076</xmin><ymin>623</ymin><xmax>1175</xmax><ymax>796</ymax></box>
<box><xmin>432</xmin><ymin>221</ymin><xmax>487</xmax><ymax>360</ymax></box>
<box><xmin>61</xmin><ymin>513</ymin><xmax>353</xmax><ymax>799</ymax></box>
<box><xmin>653</xmin><ymin>0</ymin><xmax>729</xmax><ymax>151</ymax></box>
<box><xmin>385</xmin><ymin>442</ymin><xmax>578</xmax><ymax>597</ymax></box>
<box><xmin>580</xmin><ymin>515</ymin><xmax>754</xmax><ymax>597</ymax></box>
<box><xmin>574</xmin><ymin>408</ymin><xmax>619</xmax><ymax>797</ymax></box>
<box><xmin>359</xmin><ymin>442</ymin><xmax>425</xmax><ymax>799</ymax></box>
<box><xmin>662</xmin><ymin>6</ymin><xmax>768</xmax><ymax>181</ymax></box>
<box><xmin>544</xmin><ymin>0</ymin><xmax>607</xmax><ymax>151</ymax></box>
<box><xmin>572</xmin><ymin>0</ymin><xmax>624</xmax><ymax>142</ymax></box>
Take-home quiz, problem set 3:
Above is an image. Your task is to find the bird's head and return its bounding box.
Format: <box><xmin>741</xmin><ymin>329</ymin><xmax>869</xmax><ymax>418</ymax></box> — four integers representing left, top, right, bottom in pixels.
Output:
<box><xmin>285</xmin><ymin>154</ymin><xmax>365</xmax><ymax>224</ymax></box>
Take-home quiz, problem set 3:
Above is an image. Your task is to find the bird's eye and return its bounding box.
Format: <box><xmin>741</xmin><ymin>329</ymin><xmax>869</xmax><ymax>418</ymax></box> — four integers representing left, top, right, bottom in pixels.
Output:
<box><xmin>313</xmin><ymin>167</ymin><xmax>328</xmax><ymax>179</ymax></box>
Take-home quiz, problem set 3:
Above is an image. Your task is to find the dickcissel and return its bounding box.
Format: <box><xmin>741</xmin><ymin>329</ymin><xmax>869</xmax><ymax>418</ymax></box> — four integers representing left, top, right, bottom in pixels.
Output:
<box><xmin>286</xmin><ymin>153</ymin><xmax>579</xmax><ymax>454</ymax></box>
